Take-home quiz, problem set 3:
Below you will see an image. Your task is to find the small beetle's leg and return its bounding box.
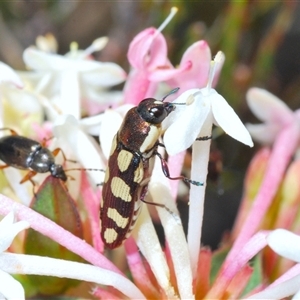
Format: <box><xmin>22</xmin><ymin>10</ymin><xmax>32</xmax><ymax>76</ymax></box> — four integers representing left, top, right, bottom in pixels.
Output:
<box><xmin>0</xmin><ymin>128</ymin><xmax>18</xmax><ymax>135</ymax></box>
<box><xmin>66</xmin><ymin>174</ymin><xmax>75</xmax><ymax>181</ymax></box>
<box><xmin>0</xmin><ymin>164</ymin><xmax>10</xmax><ymax>170</ymax></box>
<box><xmin>155</xmin><ymin>151</ymin><xmax>203</xmax><ymax>186</ymax></box>
<box><xmin>196</xmin><ymin>135</ymin><xmax>212</xmax><ymax>141</ymax></box>
<box><xmin>20</xmin><ymin>170</ymin><xmax>37</xmax><ymax>184</ymax></box>
<box><xmin>51</xmin><ymin>148</ymin><xmax>77</xmax><ymax>164</ymax></box>
<box><xmin>41</xmin><ymin>136</ymin><xmax>54</xmax><ymax>146</ymax></box>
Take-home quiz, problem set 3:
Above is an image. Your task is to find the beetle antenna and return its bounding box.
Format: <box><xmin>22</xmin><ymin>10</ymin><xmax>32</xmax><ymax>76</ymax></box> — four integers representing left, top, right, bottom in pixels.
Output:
<box><xmin>162</xmin><ymin>87</ymin><xmax>180</xmax><ymax>101</ymax></box>
<box><xmin>65</xmin><ymin>168</ymin><xmax>105</xmax><ymax>173</ymax></box>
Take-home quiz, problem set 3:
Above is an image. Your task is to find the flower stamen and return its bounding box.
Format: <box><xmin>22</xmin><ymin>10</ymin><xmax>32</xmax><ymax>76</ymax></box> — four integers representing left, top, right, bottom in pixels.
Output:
<box><xmin>156</xmin><ymin>7</ymin><xmax>178</xmax><ymax>35</ymax></box>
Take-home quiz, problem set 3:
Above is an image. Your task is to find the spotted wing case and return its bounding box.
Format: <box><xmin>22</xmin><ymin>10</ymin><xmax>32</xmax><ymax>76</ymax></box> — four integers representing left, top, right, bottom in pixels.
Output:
<box><xmin>100</xmin><ymin>94</ymin><xmax>177</xmax><ymax>249</ymax></box>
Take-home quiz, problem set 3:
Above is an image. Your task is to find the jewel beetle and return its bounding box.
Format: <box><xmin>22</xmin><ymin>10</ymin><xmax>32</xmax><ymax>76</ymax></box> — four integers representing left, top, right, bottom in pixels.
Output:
<box><xmin>100</xmin><ymin>88</ymin><xmax>202</xmax><ymax>249</ymax></box>
<box><xmin>0</xmin><ymin>128</ymin><xmax>69</xmax><ymax>185</ymax></box>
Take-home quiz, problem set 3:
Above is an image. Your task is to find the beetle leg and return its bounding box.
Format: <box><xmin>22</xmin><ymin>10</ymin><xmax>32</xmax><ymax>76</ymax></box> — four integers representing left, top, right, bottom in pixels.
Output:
<box><xmin>20</xmin><ymin>170</ymin><xmax>37</xmax><ymax>184</ymax></box>
<box><xmin>0</xmin><ymin>164</ymin><xmax>10</xmax><ymax>170</ymax></box>
<box><xmin>140</xmin><ymin>187</ymin><xmax>178</xmax><ymax>219</ymax></box>
<box><xmin>0</xmin><ymin>128</ymin><xmax>18</xmax><ymax>135</ymax></box>
<box><xmin>196</xmin><ymin>135</ymin><xmax>212</xmax><ymax>141</ymax></box>
<box><xmin>155</xmin><ymin>151</ymin><xmax>203</xmax><ymax>186</ymax></box>
<box><xmin>51</xmin><ymin>148</ymin><xmax>77</xmax><ymax>164</ymax></box>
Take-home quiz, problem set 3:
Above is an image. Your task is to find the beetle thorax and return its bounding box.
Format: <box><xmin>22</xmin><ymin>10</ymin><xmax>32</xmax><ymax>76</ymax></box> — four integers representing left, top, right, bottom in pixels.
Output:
<box><xmin>118</xmin><ymin>108</ymin><xmax>162</xmax><ymax>153</ymax></box>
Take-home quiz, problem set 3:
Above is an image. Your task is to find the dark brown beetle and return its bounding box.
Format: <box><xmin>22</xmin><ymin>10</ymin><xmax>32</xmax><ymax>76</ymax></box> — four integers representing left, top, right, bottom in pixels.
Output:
<box><xmin>100</xmin><ymin>88</ymin><xmax>203</xmax><ymax>249</ymax></box>
<box><xmin>0</xmin><ymin>128</ymin><xmax>68</xmax><ymax>185</ymax></box>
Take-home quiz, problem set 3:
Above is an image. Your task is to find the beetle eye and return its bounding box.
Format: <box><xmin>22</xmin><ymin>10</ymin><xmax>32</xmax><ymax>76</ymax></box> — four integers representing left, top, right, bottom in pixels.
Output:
<box><xmin>149</xmin><ymin>106</ymin><xmax>166</xmax><ymax>123</ymax></box>
<box><xmin>150</xmin><ymin>106</ymin><xmax>164</xmax><ymax>117</ymax></box>
<box><xmin>137</xmin><ymin>98</ymin><xmax>174</xmax><ymax>124</ymax></box>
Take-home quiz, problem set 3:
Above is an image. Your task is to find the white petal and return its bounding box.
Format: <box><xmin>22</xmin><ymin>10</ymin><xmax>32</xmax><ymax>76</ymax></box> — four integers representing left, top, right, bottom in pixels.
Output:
<box><xmin>149</xmin><ymin>179</ymin><xmax>194</xmax><ymax>300</ymax></box>
<box><xmin>81</xmin><ymin>62</ymin><xmax>126</xmax><ymax>87</ymax></box>
<box><xmin>2</xmin><ymin>86</ymin><xmax>42</xmax><ymax>115</ymax></box>
<box><xmin>133</xmin><ymin>206</ymin><xmax>177</xmax><ymax>298</ymax></box>
<box><xmin>59</xmin><ymin>71</ymin><xmax>80</xmax><ymax>118</ymax></box>
<box><xmin>3</xmin><ymin>168</ymin><xmax>32</xmax><ymax>206</ymax></box>
<box><xmin>23</xmin><ymin>48</ymin><xmax>71</xmax><ymax>71</ymax></box>
<box><xmin>0</xmin><ymin>62</ymin><xmax>23</xmax><ymax>87</ymax></box>
<box><xmin>53</xmin><ymin>114</ymin><xmax>105</xmax><ymax>185</ymax></box>
<box><xmin>99</xmin><ymin>109</ymin><xmax>123</xmax><ymax>160</ymax></box>
<box><xmin>0</xmin><ymin>253</ymin><xmax>145</xmax><ymax>299</ymax></box>
<box><xmin>292</xmin><ymin>288</ymin><xmax>300</xmax><ymax>300</ymax></box>
<box><xmin>267</xmin><ymin>229</ymin><xmax>300</xmax><ymax>262</ymax></box>
<box><xmin>248</xmin><ymin>274</ymin><xmax>300</xmax><ymax>299</ymax></box>
<box><xmin>163</xmin><ymin>89</ymin><xmax>210</xmax><ymax>155</ymax></box>
<box><xmin>247</xmin><ymin>88</ymin><xmax>293</xmax><ymax>124</ymax></box>
<box><xmin>0</xmin><ymin>212</ymin><xmax>29</xmax><ymax>252</ymax></box>
<box><xmin>80</xmin><ymin>114</ymin><xmax>104</xmax><ymax>136</ymax></box>
<box><xmin>246</xmin><ymin>122</ymin><xmax>280</xmax><ymax>145</ymax></box>
<box><xmin>211</xmin><ymin>91</ymin><xmax>253</xmax><ymax>146</ymax></box>
<box><xmin>0</xmin><ymin>269</ymin><xmax>25</xmax><ymax>300</ymax></box>
<box><xmin>0</xmin><ymin>211</ymin><xmax>14</xmax><ymax>229</ymax></box>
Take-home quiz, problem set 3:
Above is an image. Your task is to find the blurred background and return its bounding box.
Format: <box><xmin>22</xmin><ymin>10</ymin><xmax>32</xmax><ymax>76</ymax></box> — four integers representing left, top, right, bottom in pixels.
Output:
<box><xmin>1</xmin><ymin>0</ymin><xmax>299</xmax><ymax>249</ymax></box>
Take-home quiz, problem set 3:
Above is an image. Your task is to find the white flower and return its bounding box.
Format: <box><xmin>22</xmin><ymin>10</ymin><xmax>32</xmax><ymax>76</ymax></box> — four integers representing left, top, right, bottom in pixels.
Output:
<box><xmin>20</xmin><ymin>37</ymin><xmax>126</xmax><ymax>119</ymax></box>
<box><xmin>162</xmin><ymin>52</ymin><xmax>253</xmax><ymax>277</ymax></box>
<box><xmin>163</xmin><ymin>52</ymin><xmax>253</xmax><ymax>155</ymax></box>
<box><xmin>0</xmin><ymin>211</ymin><xmax>29</xmax><ymax>300</ymax></box>
<box><xmin>52</xmin><ymin>114</ymin><xmax>106</xmax><ymax>186</ymax></box>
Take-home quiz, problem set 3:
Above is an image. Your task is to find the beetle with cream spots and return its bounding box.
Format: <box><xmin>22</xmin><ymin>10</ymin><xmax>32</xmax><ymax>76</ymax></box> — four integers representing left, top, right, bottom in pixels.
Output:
<box><xmin>100</xmin><ymin>88</ymin><xmax>203</xmax><ymax>249</ymax></box>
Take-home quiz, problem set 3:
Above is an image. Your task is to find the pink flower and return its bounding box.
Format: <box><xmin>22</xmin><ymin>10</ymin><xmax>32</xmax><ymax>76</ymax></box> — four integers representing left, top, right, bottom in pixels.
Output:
<box><xmin>124</xmin><ymin>7</ymin><xmax>215</xmax><ymax>105</ymax></box>
<box><xmin>225</xmin><ymin>88</ymin><xmax>300</xmax><ymax>266</ymax></box>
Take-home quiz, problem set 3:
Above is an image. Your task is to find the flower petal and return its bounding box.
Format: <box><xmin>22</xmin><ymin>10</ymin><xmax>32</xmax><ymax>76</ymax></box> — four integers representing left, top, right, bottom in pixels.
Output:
<box><xmin>163</xmin><ymin>89</ymin><xmax>210</xmax><ymax>155</ymax></box>
<box><xmin>0</xmin><ymin>212</ymin><xmax>29</xmax><ymax>253</ymax></box>
<box><xmin>81</xmin><ymin>62</ymin><xmax>126</xmax><ymax>87</ymax></box>
<box><xmin>169</xmin><ymin>40</ymin><xmax>211</xmax><ymax>90</ymax></box>
<box><xmin>246</xmin><ymin>88</ymin><xmax>293</xmax><ymax>125</ymax></box>
<box><xmin>23</xmin><ymin>48</ymin><xmax>71</xmax><ymax>71</ymax></box>
<box><xmin>149</xmin><ymin>179</ymin><xmax>194</xmax><ymax>299</ymax></box>
<box><xmin>247</xmin><ymin>274</ymin><xmax>300</xmax><ymax>299</ymax></box>
<box><xmin>133</xmin><ymin>206</ymin><xmax>176</xmax><ymax>298</ymax></box>
<box><xmin>0</xmin><ymin>253</ymin><xmax>145</xmax><ymax>299</ymax></box>
<box><xmin>53</xmin><ymin>114</ymin><xmax>105</xmax><ymax>185</ymax></box>
<box><xmin>0</xmin><ymin>269</ymin><xmax>25</xmax><ymax>300</ymax></box>
<box><xmin>246</xmin><ymin>123</ymin><xmax>280</xmax><ymax>145</ymax></box>
<box><xmin>99</xmin><ymin>109</ymin><xmax>123</xmax><ymax>160</ymax></box>
<box><xmin>127</xmin><ymin>28</ymin><xmax>167</xmax><ymax>70</ymax></box>
<box><xmin>211</xmin><ymin>91</ymin><xmax>253</xmax><ymax>146</ymax></box>
<box><xmin>267</xmin><ymin>229</ymin><xmax>300</xmax><ymax>262</ymax></box>
<box><xmin>0</xmin><ymin>62</ymin><xmax>23</xmax><ymax>87</ymax></box>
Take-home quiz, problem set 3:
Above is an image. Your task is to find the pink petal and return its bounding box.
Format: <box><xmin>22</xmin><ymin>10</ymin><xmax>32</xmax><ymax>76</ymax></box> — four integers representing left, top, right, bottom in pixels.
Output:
<box><xmin>124</xmin><ymin>238</ymin><xmax>159</xmax><ymax>298</ymax></box>
<box><xmin>167</xmin><ymin>40</ymin><xmax>211</xmax><ymax>90</ymax></box>
<box><xmin>0</xmin><ymin>194</ymin><xmax>121</xmax><ymax>274</ymax></box>
<box><xmin>225</xmin><ymin>121</ymin><xmax>300</xmax><ymax>265</ymax></box>
<box><xmin>246</xmin><ymin>88</ymin><xmax>293</xmax><ymax>125</ymax></box>
<box><xmin>127</xmin><ymin>28</ymin><xmax>167</xmax><ymax>70</ymax></box>
<box><xmin>246</xmin><ymin>122</ymin><xmax>280</xmax><ymax>145</ymax></box>
<box><xmin>80</xmin><ymin>172</ymin><xmax>104</xmax><ymax>253</ymax></box>
<box><xmin>207</xmin><ymin>231</ymin><xmax>269</xmax><ymax>298</ymax></box>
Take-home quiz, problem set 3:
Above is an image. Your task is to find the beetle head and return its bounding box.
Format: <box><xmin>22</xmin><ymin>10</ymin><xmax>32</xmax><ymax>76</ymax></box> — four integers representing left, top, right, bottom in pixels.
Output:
<box><xmin>137</xmin><ymin>99</ymin><xmax>175</xmax><ymax>124</ymax></box>
<box><xmin>50</xmin><ymin>164</ymin><xmax>67</xmax><ymax>181</ymax></box>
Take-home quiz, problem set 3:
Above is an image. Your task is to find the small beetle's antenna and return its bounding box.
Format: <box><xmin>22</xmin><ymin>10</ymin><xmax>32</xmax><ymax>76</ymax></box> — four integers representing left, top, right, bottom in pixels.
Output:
<box><xmin>162</xmin><ymin>87</ymin><xmax>180</xmax><ymax>101</ymax></box>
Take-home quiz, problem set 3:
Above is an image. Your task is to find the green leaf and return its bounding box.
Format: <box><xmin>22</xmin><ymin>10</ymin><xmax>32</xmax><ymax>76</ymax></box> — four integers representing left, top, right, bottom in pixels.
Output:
<box><xmin>23</xmin><ymin>175</ymin><xmax>84</xmax><ymax>296</ymax></box>
<box><xmin>242</xmin><ymin>253</ymin><xmax>263</xmax><ymax>296</ymax></box>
